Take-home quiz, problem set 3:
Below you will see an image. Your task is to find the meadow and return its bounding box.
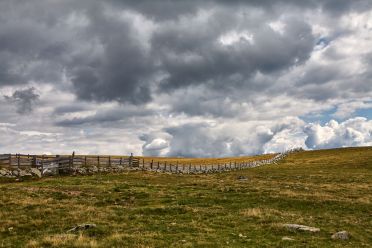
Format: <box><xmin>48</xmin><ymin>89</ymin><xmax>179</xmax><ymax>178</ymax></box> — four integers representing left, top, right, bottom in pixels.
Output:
<box><xmin>0</xmin><ymin>147</ymin><xmax>371</xmax><ymax>247</ymax></box>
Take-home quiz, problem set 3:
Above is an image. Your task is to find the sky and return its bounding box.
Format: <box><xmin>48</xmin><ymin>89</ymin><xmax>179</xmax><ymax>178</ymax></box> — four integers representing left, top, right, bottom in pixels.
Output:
<box><xmin>0</xmin><ymin>0</ymin><xmax>371</xmax><ymax>157</ymax></box>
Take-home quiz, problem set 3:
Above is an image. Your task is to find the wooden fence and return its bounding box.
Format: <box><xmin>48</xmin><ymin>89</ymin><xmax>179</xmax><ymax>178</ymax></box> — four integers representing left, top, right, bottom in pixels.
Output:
<box><xmin>0</xmin><ymin>149</ymin><xmax>302</xmax><ymax>175</ymax></box>
<box><xmin>0</xmin><ymin>154</ymin><xmax>139</xmax><ymax>172</ymax></box>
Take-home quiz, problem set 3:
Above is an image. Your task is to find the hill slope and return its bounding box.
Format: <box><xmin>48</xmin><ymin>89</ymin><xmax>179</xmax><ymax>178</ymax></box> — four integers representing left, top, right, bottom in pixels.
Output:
<box><xmin>0</xmin><ymin>147</ymin><xmax>371</xmax><ymax>247</ymax></box>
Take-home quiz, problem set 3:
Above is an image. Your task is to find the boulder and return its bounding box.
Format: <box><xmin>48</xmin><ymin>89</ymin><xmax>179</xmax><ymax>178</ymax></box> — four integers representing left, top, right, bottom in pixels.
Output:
<box><xmin>19</xmin><ymin>170</ymin><xmax>32</xmax><ymax>177</ymax></box>
<box><xmin>30</xmin><ymin>168</ymin><xmax>42</xmax><ymax>178</ymax></box>
<box><xmin>0</xmin><ymin>168</ymin><xmax>10</xmax><ymax>176</ymax></box>
<box><xmin>283</xmin><ymin>224</ymin><xmax>320</xmax><ymax>232</ymax></box>
<box><xmin>43</xmin><ymin>168</ymin><xmax>58</xmax><ymax>176</ymax></box>
<box><xmin>77</xmin><ymin>167</ymin><xmax>87</xmax><ymax>174</ymax></box>
<box><xmin>332</xmin><ymin>231</ymin><xmax>349</xmax><ymax>240</ymax></box>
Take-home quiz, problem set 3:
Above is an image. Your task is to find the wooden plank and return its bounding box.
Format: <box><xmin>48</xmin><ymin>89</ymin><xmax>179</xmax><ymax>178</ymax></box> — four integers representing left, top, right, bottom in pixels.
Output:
<box><xmin>0</xmin><ymin>154</ymin><xmax>11</xmax><ymax>159</ymax></box>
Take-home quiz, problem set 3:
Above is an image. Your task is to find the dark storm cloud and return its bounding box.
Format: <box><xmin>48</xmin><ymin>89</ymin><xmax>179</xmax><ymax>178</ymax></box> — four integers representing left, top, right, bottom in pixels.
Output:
<box><xmin>54</xmin><ymin>104</ymin><xmax>90</xmax><ymax>114</ymax></box>
<box><xmin>0</xmin><ymin>0</ymin><xmax>372</xmax><ymax>156</ymax></box>
<box><xmin>67</xmin><ymin>4</ymin><xmax>155</xmax><ymax>104</ymax></box>
<box><xmin>0</xmin><ymin>0</ymin><xmax>371</xmax><ymax>105</ymax></box>
<box><xmin>109</xmin><ymin>0</ymin><xmax>372</xmax><ymax>20</ymax></box>
<box><xmin>152</xmin><ymin>16</ymin><xmax>314</xmax><ymax>92</ymax></box>
<box><xmin>55</xmin><ymin>106</ymin><xmax>154</xmax><ymax>126</ymax></box>
<box><xmin>4</xmin><ymin>87</ymin><xmax>39</xmax><ymax>114</ymax></box>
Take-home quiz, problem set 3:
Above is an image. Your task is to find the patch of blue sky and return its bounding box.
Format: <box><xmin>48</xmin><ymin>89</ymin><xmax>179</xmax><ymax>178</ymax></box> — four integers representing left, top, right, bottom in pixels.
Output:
<box><xmin>300</xmin><ymin>107</ymin><xmax>336</xmax><ymax>125</ymax></box>
<box><xmin>354</xmin><ymin>108</ymin><xmax>372</xmax><ymax>120</ymax></box>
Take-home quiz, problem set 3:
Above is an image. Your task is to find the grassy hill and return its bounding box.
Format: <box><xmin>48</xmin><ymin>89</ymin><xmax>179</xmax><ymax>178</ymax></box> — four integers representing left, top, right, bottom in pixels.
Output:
<box><xmin>0</xmin><ymin>147</ymin><xmax>371</xmax><ymax>247</ymax></box>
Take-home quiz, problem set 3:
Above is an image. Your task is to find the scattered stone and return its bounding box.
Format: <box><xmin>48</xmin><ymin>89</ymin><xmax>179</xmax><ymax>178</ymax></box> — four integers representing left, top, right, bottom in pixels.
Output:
<box><xmin>31</xmin><ymin>168</ymin><xmax>42</xmax><ymax>178</ymax></box>
<box><xmin>43</xmin><ymin>168</ymin><xmax>58</xmax><ymax>176</ymax></box>
<box><xmin>283</xmin><ymin>224</ymin><xmax>320</xmax><ymax>232</ymax></box>
<box><xmin>30</xmin><ymin>168</ymin><xmax>42</xmax><ymax>178</ymax></box>
<box><xmin>67</xmin><ymin>223</ymin><xmax>96</xmax><ymax>233</ymax></box>
<box><xmin>332</xmin><ymin>231</ymin><xmax>349</xmax><ymax>240</ymax></box>
<box><xmin>19</xmin><ymin>170</ymin><xmax>32</xmax><ymax>177</ymax></box>
<box><xmin>282</xmin><ymin>236</ymin><xmax>294</xmax><ymax>241</ymax></box>
<box><xmin>12</xmin><ymin>170</ymin><xmax>19</xmax><ymax>176</ymax></box>
<box><xmin>0</xmin><ymin>168</ymin><xmax>10</xmax><ymax>176</ymax></box>
<box><xmin>237</xmin><ymin>175</ymin><xmax>248</xmax><ymax>181</ymax></box>
<box><xmin>238</xmin><ymin>233</ymin><xmax>247</xmax><ymax>238</ymax></box>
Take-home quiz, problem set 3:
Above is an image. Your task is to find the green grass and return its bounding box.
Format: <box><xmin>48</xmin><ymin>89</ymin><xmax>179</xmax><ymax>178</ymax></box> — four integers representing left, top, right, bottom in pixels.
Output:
<box><xmin>0</xmin><ymin>147</ymin><xmax>371</xmax><ymax>247</ymax></box>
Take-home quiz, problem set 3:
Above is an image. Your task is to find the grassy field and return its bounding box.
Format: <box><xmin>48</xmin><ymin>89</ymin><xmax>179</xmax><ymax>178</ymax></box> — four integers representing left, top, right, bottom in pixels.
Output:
<box><xmin>0</xmin><ymin>147</ymin><xmax>371</xmax><ymax>247</ymax></box>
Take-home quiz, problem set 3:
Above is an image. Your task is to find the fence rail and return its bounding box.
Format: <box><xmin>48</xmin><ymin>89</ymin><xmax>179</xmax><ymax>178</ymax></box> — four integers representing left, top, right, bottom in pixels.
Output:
<box><xmin>0</xmin><ymin>148</ymin><xmax>303</xmax><ymax>176</ymax></box>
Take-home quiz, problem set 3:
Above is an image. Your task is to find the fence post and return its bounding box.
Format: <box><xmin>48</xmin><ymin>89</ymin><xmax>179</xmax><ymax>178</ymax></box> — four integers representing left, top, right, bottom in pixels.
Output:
<box><xmin>108</xmin><ymin>156</ymin><xmax>111</xmax><ymax>167</ymax></box>
<box><xmin>97</xmin><ymin>156</ymin><xmax>100</xmax><ymax>167</ymax></box>
<box><xmin>41</xmin><ymin>155</ymin><xmax>44</xmax><ymax>176</ymax></box>
<box><xmin>176</xmin><ymin>161</ymin><xmax>178</xmax><ymax>172</ymax></box>
<box><xmin>129</xmin><ymin>153</ymin><xmax>133</xmax><ymax>167</ymax></box>
<box><xmin>164</xmin><ymin>162</ymin><xmax>167</xmax><ymax>171</ymax></box>
<box><xmin>32</xmin><ymin>155</ymin><xmax>36</xmax><ymax>168</ymax></box>
<box><xmin>17</xmin><ymin>154</ymin><xmax>20</xmax><ymax>169</ymax></box>
<box><xmin>142</xmin><ymin>158</ymin><xmax>145</xmax><ymax>170</ymax></box>
<box><xmin>157</xmin><ymin>161</ymin><xmax>160</xmax><ymax>170</ymax></box>
<box><xmin>70</xmin><ymin>151</ymin><xmax>75</xmax><ymax>171</ymax></box>
<box><xmin>120</xmin><ymin>157</ymin><xmax>122</xmax><ymax>166</ymax></box>
<box><xmin>84</xmin><ymin>156</ymin><xmax>87</xmax><ymax>166</ymax></box>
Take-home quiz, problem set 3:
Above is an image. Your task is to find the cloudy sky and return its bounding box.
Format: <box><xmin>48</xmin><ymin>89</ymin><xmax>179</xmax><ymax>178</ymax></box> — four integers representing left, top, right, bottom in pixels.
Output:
<box><xmin>0</xmin><ymin>0</ymin><xmax>371</xmax><ymax>156</ymax></box>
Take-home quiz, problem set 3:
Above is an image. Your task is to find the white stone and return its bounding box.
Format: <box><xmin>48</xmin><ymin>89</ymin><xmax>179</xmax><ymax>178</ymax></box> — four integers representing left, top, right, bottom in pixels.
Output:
<box><xmin>282</xmin><ymin>236</ymin><xmax>294</xmax><ymax>241</ymax></box>
<box><xmin>30</xmin><ymin>168</ymin><xmax>41</xmax><ymax>178</ymax></box>
<box><xmin>19</xmin><ymin>170</ymin><xmax>32</xmax><ymax>177</ymax></box>
<box><xmin>332</xmin><ymin>231</ymin><xmax>349</xmax><ymax>240</ymax></box>
<box><xmin>284</xmin><ymin>224</ymin><xmax>320</xmax><ymax>232</ymax></box>
<box><xmin>0</xmin><ymin>168</ymin><xmax>10</xmax><ymax>176</ymax></box>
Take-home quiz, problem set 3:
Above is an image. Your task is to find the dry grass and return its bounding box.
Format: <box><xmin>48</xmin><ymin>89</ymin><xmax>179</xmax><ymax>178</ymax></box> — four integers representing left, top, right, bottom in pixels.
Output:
<box><xmin>0</xmin><ymin>146</ymin><xmax>371</xmax><ymax>247</ymax></box>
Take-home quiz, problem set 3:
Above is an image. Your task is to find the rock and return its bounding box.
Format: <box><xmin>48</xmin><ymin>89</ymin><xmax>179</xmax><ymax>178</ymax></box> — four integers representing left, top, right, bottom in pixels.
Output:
<box><xmin>12</xmin><ymin>170</ymin><xmax>19</xmax><ymax>176</ymax></box>
<box><xmin>30</xmin><ymin>168</ymin><xmax>42</xmax><ymax>178</ymax></box>
<box><xmin>0</xmin><ymin>168</ymin><xmax>10</xmax><ymax>176</ymax></box>
<box><xmin>283</xmin><ymin>224</ymin><xmax>320</xmax><ymax>232</ymax></box>
<box><xmin>332</xmin><ymin>231</ymin><xmax>349</xmax><ymax>240</ymax></box>
<box><xmin>67</xmin><ymin>223</ymin><xmax>96</xmax><ymax>233</ymax></box>
<box><xmin>19</xmin><ymin>170</ymin><xmax>32</xmax><ymax>177</ymax></box>
<box><xmin>237</xmin><ymin>175</ymin><xmax>248</xmax><ymax>181</ymax></box>
<box><xmin>77</xmin><ymin>167</ymin><xmax>87</xmax><ymax>174</ymax></box>
<box><xmin>282</xmin><ymin>236</ymin><xmax>294</xmax><ymax>241</ymax></box>
<box><xmin>43</xmin><ymin>168</ymin><xmax>58</xmax><ymax>176</ymax></box>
